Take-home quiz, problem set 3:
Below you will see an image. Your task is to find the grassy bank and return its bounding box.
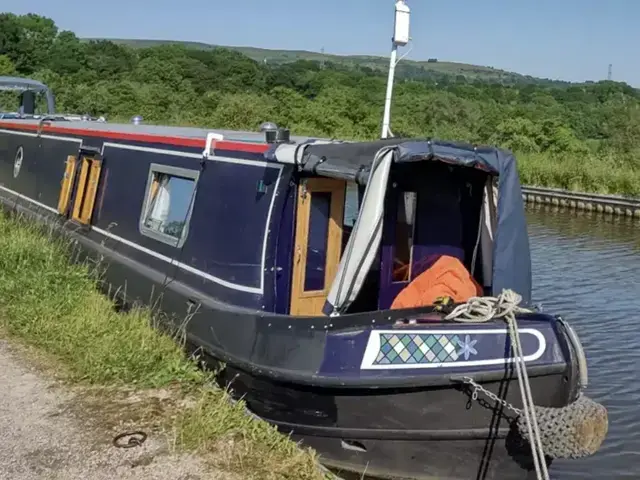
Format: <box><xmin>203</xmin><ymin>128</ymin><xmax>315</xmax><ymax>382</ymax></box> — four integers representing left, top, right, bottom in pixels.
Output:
<box><xmin>0</xmin><ymin>211</ymin><xmax>327</xmax><ymax>480</ymax></box>
<box><xmin>517</xmin><ymin>151</ymin><xmax>640</xmax><ymax>197</ymax></box>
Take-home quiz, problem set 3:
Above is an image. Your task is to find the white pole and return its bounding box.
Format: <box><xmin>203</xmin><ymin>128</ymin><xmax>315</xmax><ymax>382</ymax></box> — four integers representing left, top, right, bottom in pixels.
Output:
<box><xmin>381</xmin><ymin>44</ymin><xmax>398</xmax><ymax>139</ymax></box>
<box><xmin>381</xmin><ymin>0</ymin><xmax>410</xmax><ymax>139</ymax></box>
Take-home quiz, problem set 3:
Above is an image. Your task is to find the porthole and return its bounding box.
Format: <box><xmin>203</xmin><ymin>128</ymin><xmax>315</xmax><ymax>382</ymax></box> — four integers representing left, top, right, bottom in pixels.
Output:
<box><xmin>13</xmin><ymin>146</ymin><xmax>24</xmax><ymax>178</ymax></box>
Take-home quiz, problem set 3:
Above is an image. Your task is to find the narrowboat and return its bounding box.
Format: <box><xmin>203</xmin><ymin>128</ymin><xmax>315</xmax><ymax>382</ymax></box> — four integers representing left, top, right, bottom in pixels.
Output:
<box><xmin>0</xmin><ymin>77</ymin><xmax>606</xmax><ymax>480</ymax></box>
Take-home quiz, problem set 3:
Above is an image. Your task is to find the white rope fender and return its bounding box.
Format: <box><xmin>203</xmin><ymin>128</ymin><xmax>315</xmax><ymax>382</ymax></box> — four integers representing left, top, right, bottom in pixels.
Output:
<box><xmin>444</xmin><ymin>290</ymin><xmax>551</xmax><ymax>480</ymax></box>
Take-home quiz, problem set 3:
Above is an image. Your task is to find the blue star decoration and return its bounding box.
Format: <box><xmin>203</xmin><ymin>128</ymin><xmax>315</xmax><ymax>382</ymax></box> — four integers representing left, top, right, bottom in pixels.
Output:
<box><xmin>456</xmin><ymin>335</ymin><xmax>478</xmax><ymax>360</ymax></box>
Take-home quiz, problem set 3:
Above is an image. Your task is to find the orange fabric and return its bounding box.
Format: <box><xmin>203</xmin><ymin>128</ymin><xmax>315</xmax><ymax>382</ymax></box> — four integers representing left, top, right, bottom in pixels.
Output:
<box><xmin>391</xmin><ymin>255</ymin><xmax>483</xmax><ymax>309</ymax></box>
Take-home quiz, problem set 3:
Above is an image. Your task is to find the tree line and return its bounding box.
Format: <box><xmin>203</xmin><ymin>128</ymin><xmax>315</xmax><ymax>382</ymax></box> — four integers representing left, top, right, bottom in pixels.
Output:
<box><xmin>1</xmin><ymin>13</ymin><xmax>639</xmax><ymax>193</ymax></box>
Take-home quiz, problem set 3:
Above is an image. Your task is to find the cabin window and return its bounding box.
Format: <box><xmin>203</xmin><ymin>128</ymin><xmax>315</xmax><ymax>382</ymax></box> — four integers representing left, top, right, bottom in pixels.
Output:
<box><xmin>392</xmin><ymin>191</ymin><xmax>417</xmax><ymax>283</ymax></box>
<box><xmin>343</xmin><ymin>182</ymin><xmax>360</xmax><ymax>228</ymax></box>
<box><xmin>304</xmin><ymin>191</ymin><xmax>332</xmax><ymax>291</ymax></box>
<box><xmin>341</xmin><ymin>181</ymin><xmax>360</xmax><ymax>252</ymax></box>
<box><xmin>139</xmin><ymin>164</ymin><xmax>200</xmax><ymax>248</ymax></box>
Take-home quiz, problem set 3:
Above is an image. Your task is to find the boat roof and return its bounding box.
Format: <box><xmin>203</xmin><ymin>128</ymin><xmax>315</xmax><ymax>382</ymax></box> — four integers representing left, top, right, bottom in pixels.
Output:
<box><xmin>0</xmin><ymin>118</ymin><xmax>317</xmax><ymax>145</ymax></box>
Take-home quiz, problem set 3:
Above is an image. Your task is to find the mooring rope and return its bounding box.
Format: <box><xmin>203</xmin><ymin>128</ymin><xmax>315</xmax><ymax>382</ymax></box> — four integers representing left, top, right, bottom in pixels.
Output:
<box><xmin>445</xmin><ymin>290</ymin><xmax>550</xmax><ymax>480</ymax></box>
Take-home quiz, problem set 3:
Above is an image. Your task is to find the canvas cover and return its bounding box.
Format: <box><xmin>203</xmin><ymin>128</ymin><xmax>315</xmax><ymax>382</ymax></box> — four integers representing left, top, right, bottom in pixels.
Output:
<box><xmin>268</xmin><ymin>138</ymin><xmax>532</xmax><ymax>311</ymax></box>
<box><xmin>323</xmin><ymin>147</ymin><xmax>394</xmax><ymax>315</ymax></box>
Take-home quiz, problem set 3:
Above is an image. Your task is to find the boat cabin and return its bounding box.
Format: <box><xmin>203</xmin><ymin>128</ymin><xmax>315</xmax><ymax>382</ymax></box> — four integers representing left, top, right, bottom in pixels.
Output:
<box><xmin>0</xmin><ymin>78</ymin><xmax>532</xmax><ymax>321</ymax></box>
<box><xmin>268</xmin><ymin>138</ymin><xmax>532</xmax><ymax>317</ymax></box>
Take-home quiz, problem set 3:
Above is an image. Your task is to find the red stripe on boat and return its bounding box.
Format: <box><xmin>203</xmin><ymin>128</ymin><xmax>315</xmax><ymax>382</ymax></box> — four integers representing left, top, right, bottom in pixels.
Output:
<box><xmin>0</xmin><ymin>121</ymin><xmax>270</xmax><ymax>154</ymax></box>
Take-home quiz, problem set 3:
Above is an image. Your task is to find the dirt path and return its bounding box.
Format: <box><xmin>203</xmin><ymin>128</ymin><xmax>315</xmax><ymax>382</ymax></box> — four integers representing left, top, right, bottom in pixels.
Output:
<box><xmin>0</xmin><ymin>339</ymin><xmax>220</xmax><ymax>480</ymax></box>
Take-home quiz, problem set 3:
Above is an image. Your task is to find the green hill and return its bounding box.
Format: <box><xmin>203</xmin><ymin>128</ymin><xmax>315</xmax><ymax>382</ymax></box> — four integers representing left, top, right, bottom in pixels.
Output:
<box><xmin>80</xmin><ymin>37</ymin><xmax>571</xmax><ymax>86</ymax></box>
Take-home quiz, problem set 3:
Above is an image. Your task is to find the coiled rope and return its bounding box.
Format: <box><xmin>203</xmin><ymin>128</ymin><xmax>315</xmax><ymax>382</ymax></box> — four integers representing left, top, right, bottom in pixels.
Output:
<box><xmin>444</xmin><ymin>289</ymin><xmax>550</xmax><ymax>480</ymax></box>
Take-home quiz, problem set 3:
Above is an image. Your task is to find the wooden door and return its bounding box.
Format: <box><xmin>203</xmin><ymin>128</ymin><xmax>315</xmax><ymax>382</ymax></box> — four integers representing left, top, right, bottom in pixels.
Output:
<box><xmin>57</xmin><ymin>155</ymin><xmax>78</xmax><ymax>215</ymax></box>
<box><xmin>290</xmin><ymin>178</ymin><xmax>346</xmax><ymax>316</ymax></box>
<box><xmin>57</xmin><ymin>153</ymin><xmax>103</xmax><ymax>225</ymax></box>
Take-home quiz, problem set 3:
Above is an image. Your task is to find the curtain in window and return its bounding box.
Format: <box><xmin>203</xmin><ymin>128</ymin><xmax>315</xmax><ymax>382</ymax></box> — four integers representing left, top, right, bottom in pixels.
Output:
<box><xmin>147</xmin><ymin>175</ymin><xmax>171</xmax><ymax>231</ymax></box>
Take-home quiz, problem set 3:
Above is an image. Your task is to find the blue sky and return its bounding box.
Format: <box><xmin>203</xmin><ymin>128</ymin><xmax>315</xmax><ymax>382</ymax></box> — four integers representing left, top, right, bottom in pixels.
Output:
<box><xmin>5</xmin><ymin>0</ymin><xmax>639</xmax><ymax>86</ymax></box>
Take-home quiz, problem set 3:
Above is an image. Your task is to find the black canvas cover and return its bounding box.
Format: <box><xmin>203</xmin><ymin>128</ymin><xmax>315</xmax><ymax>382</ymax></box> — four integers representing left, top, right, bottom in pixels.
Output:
<box><xmin>268</xmin><ymin>138</ymin><xmax>532</xmax><ymax>305</ymax></box>
<box><xmin>296</xmin><ymin>138</ymin><xmax>407</xmax><ymax>184</ymax></box>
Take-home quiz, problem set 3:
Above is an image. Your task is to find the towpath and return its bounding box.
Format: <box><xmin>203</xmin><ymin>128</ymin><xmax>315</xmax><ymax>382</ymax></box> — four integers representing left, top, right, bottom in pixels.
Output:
<box><xmin>0</xmin><ymin>338</ymin><xmax>224</xmax><ymax>480</ymax></box>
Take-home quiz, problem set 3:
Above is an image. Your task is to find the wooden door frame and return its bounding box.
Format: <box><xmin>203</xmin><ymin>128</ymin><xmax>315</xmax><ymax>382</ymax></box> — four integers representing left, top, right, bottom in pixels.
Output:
<box><xmin>57</xmin><ymin>146</ymin><xmax>103</xmax><ymax>227</ymax></box>
<box><xmin>290</xmin><ymin>177</ymin><xmax>346</xmax><ymax>316</ymax></box>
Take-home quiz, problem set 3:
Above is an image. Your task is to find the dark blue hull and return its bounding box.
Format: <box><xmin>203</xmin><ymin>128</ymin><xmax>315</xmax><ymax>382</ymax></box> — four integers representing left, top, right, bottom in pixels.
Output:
<box><xmin>216</xmin><ymin>313</ymin><xmax>580</xmax><ymax>480</ymax></box>
<box><xmin>0</xmin><ymin>121</ymin><xmax>583</xmax><ymax>479</ymax></box>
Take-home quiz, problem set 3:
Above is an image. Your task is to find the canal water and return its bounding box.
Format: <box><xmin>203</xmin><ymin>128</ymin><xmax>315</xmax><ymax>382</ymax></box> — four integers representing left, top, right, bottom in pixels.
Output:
<box><xmin>526</xmin><ymin>205</ymin><xmax>640</xmax><ymax>479</ymax></box>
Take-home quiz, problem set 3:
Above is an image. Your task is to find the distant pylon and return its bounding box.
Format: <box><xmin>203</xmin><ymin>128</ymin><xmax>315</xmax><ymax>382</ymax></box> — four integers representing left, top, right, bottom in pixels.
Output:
<box><xmin>321</xmin><ymin>47</ymin><xmax>325</xmax><ymax>69</ymax></box>
<box><xmin>608</xmin><ymin>64</ymin><xmax>612</xmax><ymax>81</ymax></box>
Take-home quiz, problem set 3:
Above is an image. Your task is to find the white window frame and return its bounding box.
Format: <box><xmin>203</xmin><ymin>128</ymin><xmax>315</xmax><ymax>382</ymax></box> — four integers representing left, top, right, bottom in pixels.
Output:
<box><xmin>139</xmin><ymin>163</ymin><xmax>200</xmax><ymax>248</ymax></box>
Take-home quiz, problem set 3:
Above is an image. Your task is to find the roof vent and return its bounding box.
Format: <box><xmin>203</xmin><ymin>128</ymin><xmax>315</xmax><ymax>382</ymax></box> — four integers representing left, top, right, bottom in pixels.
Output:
<box><xmin>260</xmin><ymin>121</ymin><xmax>278</xmax><ymax>132</ymax></box>
<box><xmin>277</xmin><ymin>128</ymin><xmax>290</xmax><ymax>143</ymax></box>
<box><xmin>261</xmin><ymin>121</ymin><xmax>291</xmax><ymax>143</ymax></box>
<box><xmin>265</xmin><ymin>127</ymin><xmax>290</xmax><ymax>144</ymax></box>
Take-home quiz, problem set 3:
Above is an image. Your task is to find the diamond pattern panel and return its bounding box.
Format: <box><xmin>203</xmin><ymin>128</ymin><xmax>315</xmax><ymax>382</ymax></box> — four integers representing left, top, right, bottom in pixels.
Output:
<box><xmin>374</xmin><ymin>333</ymin><xmax>476</xmax><ymax>365</ymax></box>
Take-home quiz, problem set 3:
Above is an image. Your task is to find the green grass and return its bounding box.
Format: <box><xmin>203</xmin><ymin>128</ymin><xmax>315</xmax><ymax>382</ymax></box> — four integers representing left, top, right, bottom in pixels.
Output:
<box><xmin>0</xmin><ymin>211</ymin><xmax>328</xmax><ymax>480</ymax></box>
<box><xmin>518</xmin><ymin>152</ymin><xmax>640</xmax><ymax>197</ymax></box>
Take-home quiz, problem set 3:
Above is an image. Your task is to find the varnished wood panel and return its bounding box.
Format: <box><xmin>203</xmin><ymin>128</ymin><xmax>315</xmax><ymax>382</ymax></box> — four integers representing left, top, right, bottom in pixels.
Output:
<box><xmin>71</xmin><ymin>157</ymin><xmax>102</xmax><ymax>225</ymax></box>
<box><xmin>290</xmin><ymin>178</ymin><xmax>346</xmax><ymax>316</ymax></box>
<box><xmin>57</xmin><ymin>155</ymin><xmax>77</xmax><ymax>215</ymax></box>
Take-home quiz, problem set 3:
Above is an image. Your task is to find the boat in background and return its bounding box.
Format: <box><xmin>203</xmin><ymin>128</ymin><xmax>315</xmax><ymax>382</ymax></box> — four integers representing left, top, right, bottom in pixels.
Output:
<box><xmin>0</xmin><ymin>76</ymin><xmax>105</xmax><ymax>122</ymax></box>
